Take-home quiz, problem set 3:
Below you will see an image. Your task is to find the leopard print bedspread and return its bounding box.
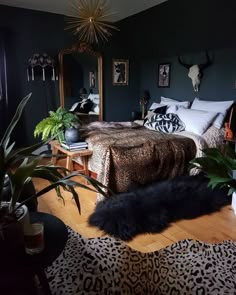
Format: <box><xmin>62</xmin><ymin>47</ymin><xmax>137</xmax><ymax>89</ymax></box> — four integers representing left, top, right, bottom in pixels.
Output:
<box><xmin>46</xmin><ymin>227</ymin><xmax>236</xmax><ymax>295</ymax></box>
<box><xmin>76</xmin><ymin>123</ymin><xmax>196</xmax><ymax>200</ymax></box>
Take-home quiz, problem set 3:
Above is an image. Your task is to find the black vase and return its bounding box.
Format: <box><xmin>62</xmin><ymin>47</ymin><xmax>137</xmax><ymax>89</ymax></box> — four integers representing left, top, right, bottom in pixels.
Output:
<box><xmin>65</xmin><ymin>127</ymin><xmax>80</xmax><ymax>143</ymax></box>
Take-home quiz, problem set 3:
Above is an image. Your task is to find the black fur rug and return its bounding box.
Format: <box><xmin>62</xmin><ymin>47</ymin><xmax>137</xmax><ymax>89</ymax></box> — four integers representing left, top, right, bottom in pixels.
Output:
<box><xmin>88</xmin><ymin>175</ymin><xmax>231</xmax><ymax>241</ymax></box>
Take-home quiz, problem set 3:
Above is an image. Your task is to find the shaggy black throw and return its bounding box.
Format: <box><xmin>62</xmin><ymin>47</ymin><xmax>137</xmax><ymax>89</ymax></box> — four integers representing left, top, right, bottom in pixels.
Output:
<box><xmin>88</xmin><ymin>175</ymin><xmax>231</xmax><ymax>241</ymax></box>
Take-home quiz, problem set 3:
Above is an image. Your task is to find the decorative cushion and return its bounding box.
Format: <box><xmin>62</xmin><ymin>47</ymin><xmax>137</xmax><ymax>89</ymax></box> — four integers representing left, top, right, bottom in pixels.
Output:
<box><xmin>70</xmin><ymin>99</ymin><xmax>94</xmax><ymax>113</ymax></box>
<box><xmin>144</xmin><ymin>113</ymin><xmax>185</xmax><ymax>133</ymax></box>
<box><xmin>191</xmin><ymin>98</ymin><xmax>234</xmax><ymax>129</ymax></box>
<box><xmin>161</xmin><ymin>96</ymin><xmax>190</xmax><ymax>108</ymax></box>
<box><xmin>174</xmin><ymin>107</ymin><xmax>218</xmax><ymax>135</ymax></box>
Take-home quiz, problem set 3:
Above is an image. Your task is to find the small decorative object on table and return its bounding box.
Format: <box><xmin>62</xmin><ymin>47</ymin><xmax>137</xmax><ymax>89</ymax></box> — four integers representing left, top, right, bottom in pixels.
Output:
<box><xmin>139</xmin><ymin>90</ymin><xmax>150</xmax><ymax>119</ymax></box>
<box><xmin>65</xmin><ymin>127</ymin><xmax>80</xmax><ymax>143</ymax></box>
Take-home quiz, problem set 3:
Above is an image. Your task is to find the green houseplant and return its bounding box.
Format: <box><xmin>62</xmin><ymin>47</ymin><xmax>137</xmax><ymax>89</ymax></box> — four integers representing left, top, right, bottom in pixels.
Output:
<box><xmin>34</xmin><ymin>106</ymin><xmax>79</xmax><ymax>143</ymax></box>
<box><xmin>190</xmin><ymin>145</ymin><xmax>236</xmax><ymax>212</ymax></box>
<box><xmin>0</xmin><ymin>93</ymin><xmax>108</xmax><ymax>245</ymax></box>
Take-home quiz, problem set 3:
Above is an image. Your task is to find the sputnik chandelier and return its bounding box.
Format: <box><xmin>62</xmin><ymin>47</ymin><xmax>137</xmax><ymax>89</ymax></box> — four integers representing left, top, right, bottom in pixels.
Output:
<box><xmin>65</xmin><ymin>0</ymin><xmax>119</xmax><ymax>44</ymax></box>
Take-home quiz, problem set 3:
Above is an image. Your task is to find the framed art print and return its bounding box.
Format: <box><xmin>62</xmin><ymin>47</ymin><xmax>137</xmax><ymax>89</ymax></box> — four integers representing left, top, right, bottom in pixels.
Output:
<box><xmin>89</xmin><ymin>71</ymin><xmax>96</xmax><ymax>88</ymax></box>
<box><xmin>112</xmin><ymin>59</ymin><xmax>129</xmax><ymax>86</ymax></box>
<box><xmin>158</xmin><ymin>63</ymin><xmax>171</xmax><ymax>88</ymax></box>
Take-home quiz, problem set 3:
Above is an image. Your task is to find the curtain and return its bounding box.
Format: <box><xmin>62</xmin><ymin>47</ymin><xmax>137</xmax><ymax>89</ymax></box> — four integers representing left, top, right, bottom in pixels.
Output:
<box><xmin>0</xmin><ymin>32</ymin><xmax>8</xmax><ymax>138</ymax></box>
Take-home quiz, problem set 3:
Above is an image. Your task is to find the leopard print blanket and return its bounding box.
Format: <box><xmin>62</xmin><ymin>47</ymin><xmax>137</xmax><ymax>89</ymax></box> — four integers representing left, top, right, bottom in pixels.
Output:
<box><xmin>46</xmin><ymin>227</ymin><xmax>236</xmax><ymax>294</ymax></box>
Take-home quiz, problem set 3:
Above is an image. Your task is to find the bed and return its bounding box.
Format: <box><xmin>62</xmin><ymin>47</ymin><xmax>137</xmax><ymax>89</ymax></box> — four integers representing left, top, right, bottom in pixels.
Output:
<box><xmin>73</xmin><ymin>97</ymin><xmax>235</xmax><ymax>200</ymax></box>
<box><xmin>74</xmin><ymin>121</ymin><xmax>224</xmax><ymax>201</ymax></box>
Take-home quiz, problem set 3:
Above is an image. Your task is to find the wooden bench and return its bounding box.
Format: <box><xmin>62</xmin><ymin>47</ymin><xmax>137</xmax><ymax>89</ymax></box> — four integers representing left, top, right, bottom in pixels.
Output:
<box><xmin>49</xmin><ymin>140</ymin><xmax>93</xmax><ymax>175</ymax></box>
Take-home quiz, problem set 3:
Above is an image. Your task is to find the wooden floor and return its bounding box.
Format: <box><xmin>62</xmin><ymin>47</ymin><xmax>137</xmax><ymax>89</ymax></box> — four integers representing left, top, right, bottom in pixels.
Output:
<box><xmin>36</xmin><ymin>174</ymin><xmax>236</xmax><ymax>253</ymax></box>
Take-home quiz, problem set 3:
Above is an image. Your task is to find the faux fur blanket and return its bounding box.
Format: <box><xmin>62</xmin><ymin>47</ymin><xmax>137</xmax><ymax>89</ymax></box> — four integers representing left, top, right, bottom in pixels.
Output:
<box><xmin>46</xmin><ymin>227</ymin><xmax>236</xmax><ymax>294</ymax></box>
<box><xmin>77</xmin><ymin>122</ymin><xmax>196</xmax><ymax>201</ymax></box>
<box><xmin>89</xmin><ymin>175</ymin><xmax>231</xmax><ymax>241</ymax></box>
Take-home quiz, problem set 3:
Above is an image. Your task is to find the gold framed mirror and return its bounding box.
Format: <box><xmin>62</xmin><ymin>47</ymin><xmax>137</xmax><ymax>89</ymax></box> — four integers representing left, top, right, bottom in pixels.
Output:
<box><xmin>58</xmin><ymin>42</ymin><xmax>103</xmax><ymax>121</ymax></box>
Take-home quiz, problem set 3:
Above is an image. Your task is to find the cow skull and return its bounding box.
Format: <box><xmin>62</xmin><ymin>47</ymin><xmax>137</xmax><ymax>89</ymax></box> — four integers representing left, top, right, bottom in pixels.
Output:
<box><xmin>178</xmin><ymin>52</ymin><xmax>213</xmax><ymax>92</ymax></box>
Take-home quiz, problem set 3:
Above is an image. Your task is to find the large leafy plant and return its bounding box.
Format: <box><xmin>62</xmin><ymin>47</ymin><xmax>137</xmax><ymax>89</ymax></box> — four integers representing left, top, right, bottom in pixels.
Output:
<box><xmin>0</xmin><ymin>93</ymin><xmax>107</xmax><ymax>216</ymax></box>
<box><xmin>190</xmin><ymin>145</ymin><xmax>236</xmax><ymax>195</ymax></box>
<box><xmin>34</xmin><ymin>107</ymin><xmax>78</xmax><ymax>143</ymax></box>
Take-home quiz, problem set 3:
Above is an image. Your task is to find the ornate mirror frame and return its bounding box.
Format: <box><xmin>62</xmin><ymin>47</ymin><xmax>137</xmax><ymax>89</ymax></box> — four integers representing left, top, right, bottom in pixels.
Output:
<box><xmin>58</xmin><ymin>42</ymin><xmax>103</xmax><ymax>121</ymax></box>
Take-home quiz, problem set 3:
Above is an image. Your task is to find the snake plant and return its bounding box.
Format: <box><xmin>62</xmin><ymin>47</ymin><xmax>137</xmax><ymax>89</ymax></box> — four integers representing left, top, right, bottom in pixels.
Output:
<box><xmin>0</xmin><ymin>93</ymin><xmax>108</xmax><ymax>216</ymax></box>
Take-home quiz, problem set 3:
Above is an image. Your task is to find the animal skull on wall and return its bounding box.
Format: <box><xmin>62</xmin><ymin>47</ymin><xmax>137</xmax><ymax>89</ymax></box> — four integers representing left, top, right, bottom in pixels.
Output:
<box><xmin>178</xmin><ymin>52</ymin><xmax>213</xmax><ymax>92</ymax></box>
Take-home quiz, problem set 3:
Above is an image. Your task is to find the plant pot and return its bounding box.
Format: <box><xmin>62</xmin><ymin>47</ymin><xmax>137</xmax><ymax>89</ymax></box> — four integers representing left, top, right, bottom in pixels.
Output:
<box><xmin>231</xmin><ymin>192</ymin><xmax>236</xmax><ymax>214</ymax></box>
<box><xmin>65</xmin><ymin>127</ymin><xmax>80</xmax><ymax>143</ymax></box>
<box><xmin>1</xmin><ymin>202</ymin><xmax>30</xmax><ymax>232</ymax></box>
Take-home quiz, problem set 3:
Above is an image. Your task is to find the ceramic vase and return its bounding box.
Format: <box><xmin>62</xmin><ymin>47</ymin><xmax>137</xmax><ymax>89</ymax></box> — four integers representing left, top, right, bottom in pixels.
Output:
<box><xmin>65</xmin><ymin>127</ymin><xmax>80</xmax><ymax>143</ymax></box>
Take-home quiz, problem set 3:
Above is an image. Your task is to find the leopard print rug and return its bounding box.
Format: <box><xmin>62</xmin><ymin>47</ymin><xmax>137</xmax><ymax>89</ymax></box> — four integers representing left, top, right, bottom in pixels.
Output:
<box><xmin>46</xmin><ymin>227</ymin><xmax>236</xmax><ymax>294</ymax></box>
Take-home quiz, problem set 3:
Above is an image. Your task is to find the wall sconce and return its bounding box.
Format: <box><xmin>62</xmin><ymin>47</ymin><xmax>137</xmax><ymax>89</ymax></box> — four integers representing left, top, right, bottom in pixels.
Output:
<box><xmin>27</xmin><ymin>53</ymin><xmax>58</xmax><ymax>81</ymax></box>
<box><xmin>140</xmin><ymin>90</ymin><xmax>150</xmax><ymax>119</ymax></box>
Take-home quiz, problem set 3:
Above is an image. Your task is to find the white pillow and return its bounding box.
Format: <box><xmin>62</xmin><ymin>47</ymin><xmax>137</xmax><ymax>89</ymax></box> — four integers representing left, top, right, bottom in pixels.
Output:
<box><xmin>166</xmin><ymin>105</ymin><xmax>185</xmax><ymax>114</ymax></box>
<box><xmin>149</xmin><ymin>102</ymin><xmax>163</xmax><ymax>110</ymax></box>
<box><xmin>88</xmin><ymin>94</ymin><xmax>99</xmax><ymax>104</ymax></box>
<box><xmin>161</xmin><ymin>96</ymin><xmax>190</xmax><ymax>108</ymax></box>
<box><xmin>191</xmin><ymin>98</ymin><xmax>234</xmax><ymax>129</ymax></box>
<box><xmin>174</xmin><ymin>108</ymin><xmax>218</xmax><ymax>135</ymax></box>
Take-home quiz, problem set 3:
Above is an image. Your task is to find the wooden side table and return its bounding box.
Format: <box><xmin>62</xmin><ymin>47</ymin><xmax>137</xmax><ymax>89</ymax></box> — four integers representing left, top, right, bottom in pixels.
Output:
<box><xmin>50</xmin><ymin>140</ymin><xmax>92</xmax><ymax>174</ymax></box>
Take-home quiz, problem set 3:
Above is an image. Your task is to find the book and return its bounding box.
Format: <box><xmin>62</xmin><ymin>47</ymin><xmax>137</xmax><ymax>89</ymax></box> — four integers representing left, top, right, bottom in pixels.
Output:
<box><xmin>61</xmin><ymin>142</ymin><xmax>88</xmax><ymax>150</ymax></box>
<box><xmin>61</xmin><ymin>145</ymin><xmax>88</xmax><ymax>151</ymax></box>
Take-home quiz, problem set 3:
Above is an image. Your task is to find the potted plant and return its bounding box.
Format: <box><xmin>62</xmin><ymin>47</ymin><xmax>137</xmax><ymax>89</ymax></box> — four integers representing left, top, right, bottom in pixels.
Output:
<box><xmin>34</xmin><ymin>106</ymin><xmax>79</xmax><ymax>143</ymax></box>
<box><xmin>0</xmin><ymin>93</ymin><xmax>108</xmax><ymax>259</ymax></box>
<box><xmin>190</xmin><ymin>145</ymin><xmax>236</xmax><ymax>213</ymax></box>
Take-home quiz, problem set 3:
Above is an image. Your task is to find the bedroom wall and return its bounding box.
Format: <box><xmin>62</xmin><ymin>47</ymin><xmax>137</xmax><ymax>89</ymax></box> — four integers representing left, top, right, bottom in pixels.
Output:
<box><xmin>0</xmin><ymin>5</ymin><xmax>139</xmax><ymax>145</ymax></box>
<box><xmin>126</xmin><ymin>0</ymin><xmax>236</xmax><ymax>105</ymax></box>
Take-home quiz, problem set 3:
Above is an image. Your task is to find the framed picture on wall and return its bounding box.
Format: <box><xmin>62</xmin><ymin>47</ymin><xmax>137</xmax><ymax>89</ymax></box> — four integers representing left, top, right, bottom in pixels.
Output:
<box><xmin>158</xmin><ymin>63</ymin><xmax>171</xmax><ymax>88</ymax></box>
<box><xmin>89</xmin><ymin>71</ymin><xmax>96</xmax><ymax>88</ymax></box>
<box><xmin>112</xmin><ymin>59</ymin><xmax>129</xmax><ymax>86</ymax></box>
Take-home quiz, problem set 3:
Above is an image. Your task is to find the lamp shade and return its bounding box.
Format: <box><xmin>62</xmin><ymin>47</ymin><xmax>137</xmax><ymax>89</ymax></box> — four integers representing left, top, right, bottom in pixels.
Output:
<box><xmin>27</xmin><ymin>53</ymin><xmax>57</xmax><ymax>81</ymax></box>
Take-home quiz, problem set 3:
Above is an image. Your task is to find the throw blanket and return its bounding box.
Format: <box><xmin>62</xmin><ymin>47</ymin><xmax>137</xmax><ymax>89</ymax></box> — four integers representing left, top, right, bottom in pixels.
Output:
<box><xmin>78</xmin><ymin>122</ymin><xmax>196</xmax><ymax>200</ymax></box>
<box><xmin>46</xmin><ymin>227</ymin><xmax>236</xmax><ymax>295</ymax></box>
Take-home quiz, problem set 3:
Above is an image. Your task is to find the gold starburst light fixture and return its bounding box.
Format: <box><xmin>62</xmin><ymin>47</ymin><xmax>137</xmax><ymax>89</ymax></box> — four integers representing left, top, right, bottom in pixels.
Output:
<box><xmin>65</xmin><ymin>0</ymin><xmax>119</xmax><ymax>44</ymax></box>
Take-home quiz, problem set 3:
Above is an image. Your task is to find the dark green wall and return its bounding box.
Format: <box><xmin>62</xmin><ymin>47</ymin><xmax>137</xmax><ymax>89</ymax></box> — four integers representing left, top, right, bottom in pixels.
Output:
<box><xmin>2</xmin><ymin>0</ymin><xmax>236</xmax><ymax>146</ymax></box>
<box><xmin>0</xmin><ymin>5</ymin><xmax>139</xmax><ymax>146</ymax></box>
<box><xmin>126</xmin><ymin>0</ymin><xmax>236</xmax><ymax>105</ymax></box>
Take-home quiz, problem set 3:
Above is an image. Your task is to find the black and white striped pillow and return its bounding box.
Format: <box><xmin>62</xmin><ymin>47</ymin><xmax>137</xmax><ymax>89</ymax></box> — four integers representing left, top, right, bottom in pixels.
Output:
<box><xmin>144</xmin><ymin>113</ymin><xmax>185</xmax><ymax>133</ymax></box>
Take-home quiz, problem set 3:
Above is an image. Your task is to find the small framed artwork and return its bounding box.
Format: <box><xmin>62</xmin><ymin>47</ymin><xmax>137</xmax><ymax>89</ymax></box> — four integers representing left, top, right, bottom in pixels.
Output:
<box><xmin>112</xmin><ymin>59</ymin><xmax>129</xmax><ymax>86</ymax></box>
<box><xmin>158</xmin><ymin>63</ymin><xmax>171</xmax><ymax>88</ymax></box>
<box><xmin>89</xmin><ymin>71</ymin><xmax>96</xmax><ymax>88</ymax></box>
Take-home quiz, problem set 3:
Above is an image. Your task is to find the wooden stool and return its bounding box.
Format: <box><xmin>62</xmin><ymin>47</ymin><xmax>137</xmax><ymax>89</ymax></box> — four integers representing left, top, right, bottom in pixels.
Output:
<box><xmin>49</xmin><ymin>140</ymin><xmax>92</xmax><ymax>174</ymax></box>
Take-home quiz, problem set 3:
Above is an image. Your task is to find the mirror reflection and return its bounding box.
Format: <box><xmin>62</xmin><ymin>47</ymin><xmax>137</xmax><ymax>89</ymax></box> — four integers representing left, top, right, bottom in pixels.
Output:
<box><xmin>59</xmin><ymin>42</ymin><xmax>103</xmax><ymax>123</ymax></box>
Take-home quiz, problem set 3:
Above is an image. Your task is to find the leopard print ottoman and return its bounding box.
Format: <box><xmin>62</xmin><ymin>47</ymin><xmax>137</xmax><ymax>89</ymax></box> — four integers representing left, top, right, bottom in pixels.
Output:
<box><xmin>46</xmin><ymin>227</ymin><xmax>236</xmax><ymax>294</ymax></box>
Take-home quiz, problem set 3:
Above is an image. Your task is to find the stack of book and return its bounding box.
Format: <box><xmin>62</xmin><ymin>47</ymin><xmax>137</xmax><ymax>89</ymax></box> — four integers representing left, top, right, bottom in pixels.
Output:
<box><xmin>61</xmin><ymin>141</ymin><xmax>88</xmax><ymax>151</ymax></box>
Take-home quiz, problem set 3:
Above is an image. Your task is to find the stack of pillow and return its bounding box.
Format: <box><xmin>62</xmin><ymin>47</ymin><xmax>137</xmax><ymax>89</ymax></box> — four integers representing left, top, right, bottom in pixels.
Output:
<box><xmin>69</xmin><ymin>94</ymin><xmax>99</xmax><ymax>114</ymax></box>
<box><xmin>144</xmin><ymin>96</ymin><xmax>234</xmax><ymax>136</ymax></box>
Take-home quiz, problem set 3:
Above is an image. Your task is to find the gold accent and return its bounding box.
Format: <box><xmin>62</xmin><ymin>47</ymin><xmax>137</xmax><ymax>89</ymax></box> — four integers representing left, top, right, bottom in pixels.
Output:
<box><xmin>65</xmin><ymin>0</ymin><xmax>119</xmax><ymax>44</ymax></box>
<box><xmin>58</xmin><ymin>42</ymin><xmax>103</xmax><ymax>121</ymax></box>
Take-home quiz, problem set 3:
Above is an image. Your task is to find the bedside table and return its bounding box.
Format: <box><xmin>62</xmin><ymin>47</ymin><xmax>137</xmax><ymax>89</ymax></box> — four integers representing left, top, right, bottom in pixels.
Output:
<box><xmin>49</xmin><ymin>140</ymin><xmax>92</xmax><ymax>174</ymax></box>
